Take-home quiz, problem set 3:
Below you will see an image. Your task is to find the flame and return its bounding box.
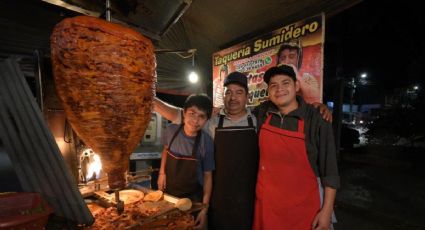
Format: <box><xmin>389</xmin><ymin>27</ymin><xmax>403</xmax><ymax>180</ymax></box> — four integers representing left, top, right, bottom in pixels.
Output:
<box><xmin>86</xmin><ymin>153</ymin><xmax>102</xmax><ymax>180</ymax></box>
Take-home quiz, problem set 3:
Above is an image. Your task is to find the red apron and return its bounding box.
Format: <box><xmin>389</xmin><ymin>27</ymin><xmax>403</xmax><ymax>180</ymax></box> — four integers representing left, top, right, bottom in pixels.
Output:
<box><xmin>253</xmin><ymin>115</ymin><xmax>320</xmax><ymax>230</ymax></box>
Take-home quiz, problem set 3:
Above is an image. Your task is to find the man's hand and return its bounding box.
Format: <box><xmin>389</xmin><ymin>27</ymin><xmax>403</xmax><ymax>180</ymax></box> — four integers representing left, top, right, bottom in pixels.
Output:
<box><xmin>311</xmin><ymin>209</ymin><xmax>332</xmax><ymax>230</ymax></box>
<box><xmin>157</xmin><ymin>174</ymin><xmax>166</xmax><ymax>191</ymax></box>
<box><xmin>312</xmin><ymin>102</ymin><xmax>333</xmax><ymax>122</ymax></box>
<box><xmin>194</xmin><ymin>208</ymin><xmax>208</xmax><ymax>229</ymax></box>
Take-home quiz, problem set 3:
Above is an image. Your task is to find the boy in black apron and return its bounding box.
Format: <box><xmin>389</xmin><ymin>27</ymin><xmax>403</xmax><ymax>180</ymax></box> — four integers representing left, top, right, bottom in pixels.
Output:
<box><xmin>157</xmin><ymin>94</ymin><xmax>214</xmax><ymax>229</ymax></box>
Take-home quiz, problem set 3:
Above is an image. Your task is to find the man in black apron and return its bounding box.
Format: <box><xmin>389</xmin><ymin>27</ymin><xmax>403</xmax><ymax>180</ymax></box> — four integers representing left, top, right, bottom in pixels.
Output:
<box><xmin>208</xmin><ymin>72</ymin><xmax>258</xmax><ymax>230</ymax></box>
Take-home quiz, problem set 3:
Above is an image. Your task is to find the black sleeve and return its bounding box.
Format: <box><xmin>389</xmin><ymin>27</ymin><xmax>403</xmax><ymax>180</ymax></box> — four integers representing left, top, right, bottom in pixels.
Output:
<box><xmin>318</xmin><ymin>118</ymin><xmax>340</xmax><ymax>189</ymax></box>
<box><xmin>253</xmin><ymin>101</ymin><xmax>271</xmax><ymax>131</ymax></box>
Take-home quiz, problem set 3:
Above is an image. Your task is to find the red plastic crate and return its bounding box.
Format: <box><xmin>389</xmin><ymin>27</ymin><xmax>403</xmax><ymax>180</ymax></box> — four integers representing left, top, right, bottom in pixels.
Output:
<box><xmin>0</xmin><ymin>192</ymin><xmax>53</xmax><ymax>230</ymax></box>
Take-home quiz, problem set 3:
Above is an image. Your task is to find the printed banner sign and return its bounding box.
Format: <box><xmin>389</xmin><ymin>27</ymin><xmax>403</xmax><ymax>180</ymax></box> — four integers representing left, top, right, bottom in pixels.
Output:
<box><xmin>212</xmin><ymin>13</ymin><xmax>325</xmax><ymax>107</ymax></box>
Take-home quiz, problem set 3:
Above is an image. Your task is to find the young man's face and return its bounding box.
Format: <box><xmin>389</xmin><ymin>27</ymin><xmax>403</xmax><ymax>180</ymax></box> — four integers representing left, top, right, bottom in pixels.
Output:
<box><xmin>267</xmin><ymin>74</ymin><xmax>299</xmax><ymax>108</ymax></box>
<box><xmin>278</xmin><ymin>48</ymin><xmax>299</xmax><ymax>68</ymax></box>
<box><xmin>183</xmin><ymin>106</ymin><xmax>208</xmax><ymax>135</ymax></box>
<box><xmin>223</xmin><ymin>83</ymin><xmax>248</xmax><ymax>116</ymax></box>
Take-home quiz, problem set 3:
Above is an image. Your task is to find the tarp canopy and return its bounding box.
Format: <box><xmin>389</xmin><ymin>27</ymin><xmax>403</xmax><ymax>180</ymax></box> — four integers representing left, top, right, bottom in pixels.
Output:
<box><xmin>0</xmin><ymin>0</ymin><xmax>360</xmax><ymax>95</ymax></box>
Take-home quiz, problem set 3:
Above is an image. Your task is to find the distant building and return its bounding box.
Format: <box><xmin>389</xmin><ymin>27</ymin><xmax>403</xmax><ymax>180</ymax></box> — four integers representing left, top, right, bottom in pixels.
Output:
<box><xmin>327</xmin><ymin>101</ymin><xmax>381</xmax><ymax>124</ymax></box>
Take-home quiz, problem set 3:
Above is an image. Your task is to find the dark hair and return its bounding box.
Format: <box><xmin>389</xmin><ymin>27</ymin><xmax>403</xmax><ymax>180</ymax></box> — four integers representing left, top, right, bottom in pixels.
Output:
<box><xmin>263</xmin><ymin>65</ymin><xmax>296</xmax><ymax>84</ymax></box>
<box><xmin>223</xmin><ymin>71</ymin><xmax>249</xmax><ymax>93</ymax></box>
<box><xmin>184</xmin><ymin>94</ymin><xmax>213</xmax><ymax>119</ymax></box>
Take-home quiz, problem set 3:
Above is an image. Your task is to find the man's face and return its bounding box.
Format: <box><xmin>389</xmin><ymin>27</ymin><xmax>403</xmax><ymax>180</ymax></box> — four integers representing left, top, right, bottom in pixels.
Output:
<box><xmin>267</xmin><ymin>74</ymin><xmax>299</xmax><ymax>108</ymax></box>
<box><xmin>278</xmin><ymin>48</ymin><xmax>299</xmax><ymax>68</ymax></box>
<box><xmin>223</xmin><ymin>83</ymin><xmax>248</xmax><ymax>116</ymax></box>
<box><xmin>183</xmin><ymin>106</ymin><xmax>208</xmax><ymax>134</ymax></box>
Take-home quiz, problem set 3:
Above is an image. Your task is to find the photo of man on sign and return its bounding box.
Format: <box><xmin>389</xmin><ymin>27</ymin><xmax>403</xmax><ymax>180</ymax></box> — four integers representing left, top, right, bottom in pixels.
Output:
<box><xmin>276</xmin><ymin>39</ymin><xmax>321</xmax><ymax>103</ymax></box>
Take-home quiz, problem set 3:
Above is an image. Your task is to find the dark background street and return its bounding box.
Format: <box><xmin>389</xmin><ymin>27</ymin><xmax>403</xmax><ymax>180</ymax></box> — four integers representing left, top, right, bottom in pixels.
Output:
<box><xmin>334</xmin><ymin>146</ymin><xmax>425</xmax><ymax>229</ymax></box>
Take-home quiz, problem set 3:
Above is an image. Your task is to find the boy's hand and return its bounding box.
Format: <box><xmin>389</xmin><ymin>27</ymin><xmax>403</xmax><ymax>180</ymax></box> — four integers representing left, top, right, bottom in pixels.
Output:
<box><xmin>312</xmin><ymin>102</ymin><xmax>333</xmax><ymax>122</ymax></box>
<box><xmin>194</xmin><ymin>208</ymin><xmax>207</xmax><ymax>229</ymax></box>
<box><xmin>212</xmin><ymin>107</ymin><xmax>220</xmax><ymax>117</ymax></box>
<box><xmin>157</xmin><ymin>174</ymin><xmax>166</xmax><ymax>191</ymax></box>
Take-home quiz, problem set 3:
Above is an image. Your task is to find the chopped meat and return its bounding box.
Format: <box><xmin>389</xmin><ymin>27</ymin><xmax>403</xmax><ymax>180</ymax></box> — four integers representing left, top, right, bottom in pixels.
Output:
<box><xmin>51</xmin><ymin>16</ymin><xmax>156</xmax><ymax>189</ymax></box>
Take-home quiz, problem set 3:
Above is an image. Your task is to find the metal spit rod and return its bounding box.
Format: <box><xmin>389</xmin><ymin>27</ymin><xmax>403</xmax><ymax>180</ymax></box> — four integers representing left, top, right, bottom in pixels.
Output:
<box><xmin>105</xmin><ymin>0</ymin><xmax>111</xmax><ymax>22</ymax></box>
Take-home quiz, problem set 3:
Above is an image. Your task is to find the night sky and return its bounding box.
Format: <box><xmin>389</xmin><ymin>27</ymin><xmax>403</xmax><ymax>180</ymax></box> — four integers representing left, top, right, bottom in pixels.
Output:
<box><xmin>324</xmin><ymin>0</ymin><xmax>425</xmax><ymax>104</ymax></box>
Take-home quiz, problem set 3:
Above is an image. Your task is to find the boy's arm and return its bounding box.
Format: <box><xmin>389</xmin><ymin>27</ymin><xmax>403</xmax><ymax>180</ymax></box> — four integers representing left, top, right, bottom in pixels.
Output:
<box><xmin>202</xmin><ymin>171</ymin><xmax>212</xmax><ymax>207</ymax></box>
<box><xmin>312</xmin><ymin>187</ymin><xmax>336</xmax><ymax>230</ymax></box>
<box><xmin>194</xmin><ymin>171</ymin><xmax>212</xmax><ymax>229</ymax></box>
<box><xmin>157</xmin><ymin>146</ymin><xmax>168</xmax><ymax>191</ymax></box>
<box><xmin>153</xmin><ymin>97</ymin><xmax>182</xmax><ymax>123</ymax></box>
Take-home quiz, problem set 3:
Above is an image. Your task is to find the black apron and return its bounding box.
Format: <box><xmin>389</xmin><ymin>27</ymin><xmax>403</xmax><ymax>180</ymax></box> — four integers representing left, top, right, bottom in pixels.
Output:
<box><xmin>165</xmin><ymin>124</ymin><xmax>203</xmax><ymax>202</ymax></box>
<box><xmin>209</xmin><ymin>115</ymin><xmax>259</xmax><ymax>230</ymax></box>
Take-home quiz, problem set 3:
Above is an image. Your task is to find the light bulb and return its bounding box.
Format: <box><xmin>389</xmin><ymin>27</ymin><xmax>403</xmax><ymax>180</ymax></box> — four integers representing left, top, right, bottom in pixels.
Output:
<box><xmin>188</xmin><ymin>71</ymin><xmax>198</xmax><ymax>83</ymax></box>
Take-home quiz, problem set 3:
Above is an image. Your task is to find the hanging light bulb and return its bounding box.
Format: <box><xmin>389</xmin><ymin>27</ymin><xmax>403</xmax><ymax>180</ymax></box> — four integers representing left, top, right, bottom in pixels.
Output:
<box><xmin>188</xmin><ymin>71</ymin><xmax>199</xmax><ymax>83</ymax></box>
<box><xmin>188</xmin><ymin>52</ymin><xmax>199</xmax><ymax>84</ymax></box>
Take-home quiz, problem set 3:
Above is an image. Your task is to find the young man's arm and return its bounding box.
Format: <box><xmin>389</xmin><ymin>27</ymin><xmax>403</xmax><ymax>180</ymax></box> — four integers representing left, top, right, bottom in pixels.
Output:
<box><xmin>312</xmin><ymin>116</ymin><xmax>339</xmax><ymax>230</ymax></box>
<box><xmin>153</xmin><ymin>97</ymin><xmax>182</xmax><ymax>123</ymax></box>
<box><xmin>157</xmin><ymin>146</ymin><xmax>168</xmax><ymax>191</ymax></box>
<box><xmin>312</xmin><ymin>187</ymin><xmax>336</xmax><ymax>230</ymax></box>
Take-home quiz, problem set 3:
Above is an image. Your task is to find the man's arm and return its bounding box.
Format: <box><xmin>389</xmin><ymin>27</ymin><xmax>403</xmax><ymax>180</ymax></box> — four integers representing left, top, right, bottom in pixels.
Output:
<box><xmin>312</xmin><ymin>187</ymin><xmax>336</xmax><ymax>230</ymax></box>
<box><xmin>153</xmin><ymin>97</ymin><xmax>182</xmax><ymax>123</ymax></box>
<box><xmin>311</xmin><ymin>102</ymin><xmax>333</xmax><ymax>122</ymax></box>
<box><xmin>311</xmin><ymin>116</ymin><xmax>339</xmax><ymax>229</ymax></box>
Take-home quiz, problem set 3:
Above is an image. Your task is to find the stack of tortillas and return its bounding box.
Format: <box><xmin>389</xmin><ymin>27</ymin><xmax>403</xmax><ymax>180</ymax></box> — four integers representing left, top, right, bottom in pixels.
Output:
<box><xmin>175</xmin><ymin>198</ymin><xmax>192</xmax><ymax>211</ymax></box>
<box><xmin>111</xmin><ymin>189</ymin><xmax>144</xmax><ymax>205</ymax></box>
<box><xmin>143</xmin><ymin>190</ymin><xmax>163</xmax><ymax>202</ymax></box>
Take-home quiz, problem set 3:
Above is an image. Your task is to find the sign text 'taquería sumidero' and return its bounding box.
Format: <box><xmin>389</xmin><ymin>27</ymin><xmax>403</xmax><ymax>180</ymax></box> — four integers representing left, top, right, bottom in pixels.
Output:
<box><xmin>212</xmin><ymin>14</ymin><xmax>324</xmax><ymax>107</ymax></box>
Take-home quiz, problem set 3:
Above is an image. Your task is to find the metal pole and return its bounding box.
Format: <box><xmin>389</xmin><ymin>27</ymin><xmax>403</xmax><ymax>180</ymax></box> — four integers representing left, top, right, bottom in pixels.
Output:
<box><xmin>33</xmin><ymin>50</ymin><xmax>44</xmax><ymax>112</ymax></box>
<box><xmin>333</xmin><ymin>73</ymin><xmax>344</xmax><ymax>159</ymax></box>
<box><xmin>349</xmin><ymin>77</ymin><xmax>356</xmax><ymax>122</ymax></box>
<box><xmin>105</xmin><ymin>0</ymin><xmax>111</xmax><ymax>22</ymax></box>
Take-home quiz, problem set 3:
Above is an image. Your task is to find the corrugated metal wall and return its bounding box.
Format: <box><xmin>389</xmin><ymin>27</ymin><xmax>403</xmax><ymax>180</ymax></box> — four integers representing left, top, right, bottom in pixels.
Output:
<box><xmin>0</xmin><ymin>58</ymin><xmax>93</xmax><ymax>225</ymax></box>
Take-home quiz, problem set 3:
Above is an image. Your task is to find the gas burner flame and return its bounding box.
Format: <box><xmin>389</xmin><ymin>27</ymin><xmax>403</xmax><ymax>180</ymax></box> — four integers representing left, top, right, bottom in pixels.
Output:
<box><xmin>86</xmin><ymin>153</ymin><xmax>102</xmax><ymax>180</ymax></box>
<box><xmin>80</xmin><ymin>148</ymin><xmax>103</xmax><ymax>182</ymax></box>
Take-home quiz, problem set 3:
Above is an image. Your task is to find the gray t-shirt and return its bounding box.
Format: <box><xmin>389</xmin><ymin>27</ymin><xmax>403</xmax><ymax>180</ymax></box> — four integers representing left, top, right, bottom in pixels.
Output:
<box><xmin>162</xmin><ymin>124</ymin><xmax>215</xmax><ymax>185</ymax></box>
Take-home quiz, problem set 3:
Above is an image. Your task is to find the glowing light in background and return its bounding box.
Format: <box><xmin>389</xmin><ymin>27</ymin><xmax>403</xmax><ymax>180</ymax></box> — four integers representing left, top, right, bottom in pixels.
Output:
<box><xmin>188</xmin><ymin>71</ymin><xmax>199</xmax><ymax>83</ymax></box>
<box><xmin>80</xmin><ymin>148</ymin><xmax>103</xmax><ymax>182</ymax></box>
<box><xmin>86</xmin><ymin>153</ymin><xmax>102</xmax><ymax>180</ymax></box>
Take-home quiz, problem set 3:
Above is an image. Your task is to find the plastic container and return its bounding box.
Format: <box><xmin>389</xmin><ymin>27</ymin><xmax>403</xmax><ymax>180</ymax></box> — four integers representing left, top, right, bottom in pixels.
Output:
<box><xmin>0</xmin><ymin>192</ymin><xmax>53</xmax><ymax>230</ymax></box>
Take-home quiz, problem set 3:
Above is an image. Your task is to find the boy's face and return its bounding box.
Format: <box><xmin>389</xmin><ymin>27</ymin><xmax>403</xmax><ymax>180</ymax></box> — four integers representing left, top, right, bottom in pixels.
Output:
<box><xmin>267</xmin><ymin>74</ymin><xmax>299</xmax><ymax>108</ymax></box>
<box><xmin>183</xmin><ymin>106</ymin><xmax>208</xmax><ymax>134</ymax></box>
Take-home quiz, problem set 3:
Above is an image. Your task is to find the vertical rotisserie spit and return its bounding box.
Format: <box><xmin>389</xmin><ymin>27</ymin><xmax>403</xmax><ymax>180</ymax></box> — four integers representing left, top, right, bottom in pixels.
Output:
<box><xmin>50</xmin><ymin>16</ymin><xmax>156</xmax><ymax>189</ymax></box>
